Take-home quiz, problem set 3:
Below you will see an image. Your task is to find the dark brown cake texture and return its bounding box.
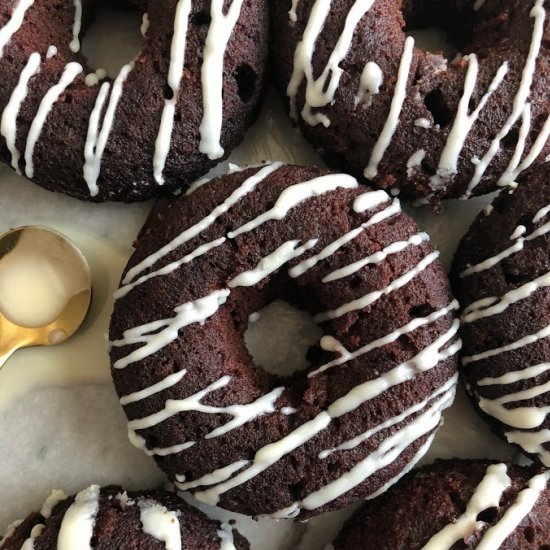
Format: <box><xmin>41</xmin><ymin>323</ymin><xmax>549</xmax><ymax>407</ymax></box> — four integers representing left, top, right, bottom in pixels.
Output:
<box><xmin>332</xmin><ymin>459</ymin><xmax>550</xmax><ymax>549</ymax></box>
<box><xmin>109</xmin><ymin>162</ymin><xmax>459</xmax><ymax>519</ymax></box>
<box><xmin>451</xmin><ymin>163</ymin><xmax>550</xmax><ymax>467</ymax></box>
<box><xmin>0</xmin><ymin>0</ymin><xmax>268</xmax><ymax>202</ymax></box>
<box><xmin>0</xmin><ymin>485</ymin><xmax>249</xmax><ymax>549</ymax></box>
<box><xmin>271</xmin><ymin>0</ymin><xmax>550</xmax><ymax>206</ymax></box>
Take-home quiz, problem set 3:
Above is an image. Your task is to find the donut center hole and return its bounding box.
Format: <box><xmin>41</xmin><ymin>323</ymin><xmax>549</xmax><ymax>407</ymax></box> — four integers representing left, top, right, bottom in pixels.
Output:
<box><xmin>403</xmin><ymin>1</ymin><xmax>474</xmax><ymax>61</ymax></box>
<box><xmin>80</xmin><ymin>5</ymin><xmax>144</xmax><ymax>78</ymax></box>
<box><xmin>245</xmin><ymin>300</ymin><xmax>323</xmax><ymax>377</ymax></box>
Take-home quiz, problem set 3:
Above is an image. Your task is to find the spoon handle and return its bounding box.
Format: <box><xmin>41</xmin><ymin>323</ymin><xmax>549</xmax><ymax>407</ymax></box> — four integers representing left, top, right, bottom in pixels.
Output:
<box><xmin>0</xmin><ymin>318</ymin><xmax>25</xmax><ymax>370</ymax></box>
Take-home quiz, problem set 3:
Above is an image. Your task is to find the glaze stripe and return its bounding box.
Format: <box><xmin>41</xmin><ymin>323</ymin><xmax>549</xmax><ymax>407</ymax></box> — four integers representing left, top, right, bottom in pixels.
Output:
<box><xmin>69</xmin><ymin>0</ymin><xmax>82</xmax><ymax>53</ymax></box>
<box><xmin>24</xmin><ymin>61</ymin><xmax>83</xmax><ymax>179</ymax></box>
<box><xmin>459</xmin><ymin>204</ymin><xmax>550</xmax><ymax>278</ymax></box>
<box><xmin>477</xmin><ymin>471</ymin><xmax>550</xmax><ymax>549</ymax></box>
<box><xmin>153</xmin><ymin>0</ymin><xmax>192</xmax><ymax>184</ymax></box>
<box><xmin>429</xmin><ymin>57</ymin><xmax>508</xmax><ymax>188</ymax></box>
<box><xmin>421</xmin><ymin>464</ymin><xmax>511</xmax><ymax>549</ymax></box>
<box><xmin>463</xmin><ymin>323</ymin><xmax>550</xmax><ymax>365</ymax></box>
<box><xmin>323</xmin><ymin>232</ymin><xmax>429</xmax><ymax>283</ymax></box>
<box><xmin>57</xmin><ymin>485</ymin><xmax>100</xmax><ymax>550</ymax></box>
<box><xmin>199</xmin><ymin>0</ymin><xmax>244</xmax><ymax>160</ymax></box>
<box><xmin>465</xmin><ymin>0</ymin><xmax>547</xmax><ymax>196</ymax></box>
<box><xmin>83</xmin><ymin>63</ymin><xmax>133</xmax><ymax>196</ymax></box>
<box><xmin>315</xmin><ymin>251</ymin><xmax>439</xmax><ymax>322</ymax></box>
<box><xmin>0</xmin><ymin>0</ymin><xmax>34</xmax><ymax>59</ymax></box>
<box><xmin>139</xmin><ymin>501</ymin><xmax>182</xmax><ymax>550</ymax></box>
<box><xmin>463</xmin><ymin>271</ymin><xmax>550</xmax><ymax>324</ymax></box>
<box><xmin>0</xmin><ymin>51</ymin><xmax>41</xmax><ymax>173</ymax></box>
<box><xmin>271</xmin><ymin>387</ymin><xmax>456</xmax><ymax>518</ymax></box>
<box><xmin>319</xmin><ymin>375</ymin><xmax>457</xmax><ymax>459</ymax></box>
<box><xmin>122</xmin><ymin>162</ymin><xmax>284</xmax><ymax>286</ymax></box>
<box><xmin>364</xmin><ymin>36</ymin><xmax>414</xmax><ymax>180</ymax></box>
<box><xmin>191</xmin><ymin>316</ymin><xmax>459</xmax><ymax>507</ymax></box>
<box><xmin>478</xmin><ymin>362</ymin><xmax>550</xmax><ymax>387</ymax></box>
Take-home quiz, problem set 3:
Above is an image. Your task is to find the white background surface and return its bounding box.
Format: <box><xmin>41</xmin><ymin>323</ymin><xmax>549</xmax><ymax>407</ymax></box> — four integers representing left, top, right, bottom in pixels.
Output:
<box><xmin>0</xmin><ymin>8</ymin><xmax>520</xmax><ymax>549</ymax></box>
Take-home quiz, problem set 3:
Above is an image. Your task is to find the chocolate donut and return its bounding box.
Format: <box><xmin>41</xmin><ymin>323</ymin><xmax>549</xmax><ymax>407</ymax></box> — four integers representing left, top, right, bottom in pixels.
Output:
<box><xmin>109</xmin><ymin>163</ymin><xmax>459</xmax><ymax>519</ymax></box>
<box><xmin>271</xmin><ymin>0</ymin><xmax>550</xmax><ymax>206</ymax></box>
<box><xmin>452</xmin><ymin>163</ymin><xmax>550</xmax><ymax>466</ymax></box>
<box><xmin>332</xmin><ymin>460</ymin><xmax>550</xmax><ymax>549</ymax></box>
<box><xmin>0</xmin><ymin>0</ymin><xmax>268</xmax><ymax>201</ymax></box>
<box><xmin>0</xmin><ymin>485</ymin><xmax>248</xmax><ymax>549</ymax></box>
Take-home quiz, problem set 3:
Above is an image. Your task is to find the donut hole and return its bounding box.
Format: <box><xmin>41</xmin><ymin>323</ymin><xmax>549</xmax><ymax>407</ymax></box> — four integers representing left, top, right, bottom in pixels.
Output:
<box><xmin>424</xmin><ymin>88</ymin><xmax>454</xmax><ymax>128</ymax></box>
<box><xmin>234</xmin><ymin>63</ymin><xmax>258</xmax><ymax>103</ymax></box>
<box><xmin>403</xmin><ymin>1</ymin><xmax>472</xmax><ymax>59</ymax></box>
<box><xmin>80</xmin><ymin>4</ymin><xmax>144</xmax><ymax>78</ymax></box>
<box><xmin>244</xmin><ymin>300</ymin><xmax>323</xmax><ymax>377</ymax></box>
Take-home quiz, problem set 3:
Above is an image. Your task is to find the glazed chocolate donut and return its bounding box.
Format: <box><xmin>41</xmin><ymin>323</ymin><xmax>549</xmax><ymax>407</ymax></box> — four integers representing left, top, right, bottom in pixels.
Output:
<box><xmin>109</xmin><ymin>163</ymin><xmax>459</xmax><ymax>519</ymax></box>
<box><xmin>271</xmin><ymin>0</ymin><xmax>550</xmax><ymax>206</ymax></box>
<box><xmin>0</xmin><ymin>0</ymin><xmax>268</xmax><ymax>201</ymax></box>
<box><xmin>452</xmin><ymin>163</ymin><xmax>550</xmax><ymax>466</ymax></box>
<box><xmin>332</xmin><ymin>460</ymin><xmax>550</xmax><ymax>549</ymax></box>
<box><xmin>0</xmin><ymin>485</ymin><xmax>248</xmax><ymax>549</ymax></box>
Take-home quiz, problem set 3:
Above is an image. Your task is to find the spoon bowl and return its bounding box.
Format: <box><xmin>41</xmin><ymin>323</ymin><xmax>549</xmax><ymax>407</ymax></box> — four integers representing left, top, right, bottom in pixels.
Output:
<box><xmin>0</xmin><ymin>226</ymin><xmax>92</xmax><ymax>369</ymax></box>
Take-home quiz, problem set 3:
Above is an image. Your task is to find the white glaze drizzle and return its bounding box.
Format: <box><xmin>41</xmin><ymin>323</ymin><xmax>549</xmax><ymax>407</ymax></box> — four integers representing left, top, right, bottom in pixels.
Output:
<box><xmin>192</xmin><ymin>315</ymin><xmax>459</xmax><ymax>507</ymax></box>
<box><xmin>310</xmin><ymin>303</ymin><xmax>459</xmax><ymax>377</ymax></box>
<box><xmin>421</xmin><ymin>464</ymin><xmax>511</xmax><ymax>549</ymax></box>
<box><xmin>460</xmin><ymin>204</ymin><xmax>550</xmax><ymax>278</ymax></box>
<box><xmin>499</xmin><ymin>103</ymin><xmax>532</xmax><ymax>186</ymax></box>
<box><xmin>122</xmin><ymin>162</ymin><xmax>283</xmax><ymax>286</ymax></box>
<box><xmin>112</xmin><ymin>290</ymin><xmax>230</xmax><ymax>370</ymax></box>
<box><xmin>478</xmin><ymin>378</ymin><xmax>550</xmax><ymax>430</ymax></box>
<box><xmin>57</xmin><ymin>485</ymin><xmax>100</xmax><ymax>550</ymax></box>
<box><xmin>176</xmin><ymin>460</ymin><xmax>249</xmax><ymax>490</ymax></box>
<box><xmin>228</xmin><ymin>173</ymin><xmax>358</xmax><ymax>239</ymax></box>
<box><xmin>364</xmin><ymin>36</ymin><xmax>414</xmax><ymax>180</ymax></box>
<box><xmin>0</xmin><ymin>0</ymin><xmax>34</xmax><ymax>59</ymax></box>
<box><xmin>429</xmin><ymin>57</ymin><xmax>508</xmax><ymax>189</ymax></box>
<box><xmin>128</xmin><ymin>375</ymin><xmax>284</xmax><ymax>439</ymax></box>
<box><xmin>506</xmin><ymin>430</ymin><xmax>550</xmax><ymax>466</ymax></box>
<box><xmin>462</xmin><ymin>322</ymin><xmax>550</xmax><ymax>365</ymax></box>
<box><xmin>69</xmin><ymin>0</ymin><xmax>82</xmax><ymax>53</ymax></box>
<box><xmin>20</xmin><ymin>524</ymin><xmax>45</xmax><ymax>550</ymax></box>
<box><xmin>272</xmin><ymin>387</ymin><xmax>456</xmax><ymax>518</ymax></box>
<box><xmin>465</xmin><ymin>0</ymin><xmax>547</xmax><ymax>196</ymax></box>
<box><xmin>24</xmin><ymin>62</ymin><xmax>83</xmax><ymax>178</ymax></box>
<box><xmin>477</xmin><ymin>471</ymin><xmax>550</xmax><ymax>549</ymax></box>
<box><xmin>315</xmin><ymin>251</ymin><xmax>439</xmax><ymax>322</ymax></box>
<box><xmin>199</xmin><ymin>0</ymin><xmax>244</xmax><ymax>159</ymax></box>
<box><xmin>229</xmin><ymin>239</ymin><xmax>318</xmax><ymax>288</ymax></box>
<box><xmin>46</xmin><ymin>45</ymin><xmax>57</xmax><ymax>59</ymax></box>
<box><xmin>83</xmin><ymin>63</ymin><xmax>133</xmax><ymax>196</ymax></box>
<box><xmin>355</xmin><ymin>62</ymin><xmax>383</xmax><ymax>107</ymax></box>
<box><xmin>289</xmin><ymin>195</ymin><xmax>398</xmax><ymax>279</ymax></box>
<box><xmin>41</xmin><ymin>489</ymin><xmax>68</xmax><ymax>518</ymax></box>
<box><xmin>289</xmin><ymin>0</ymin><xmax>300</xmax><ymax>23</ymax></box>
<box><xmin>287</xmin><ymin>0</ymin><xmax>376</xmax><ymax>126</ymax></box>
<box><xmin>120</xmin><ymin>369</ymin><xmax>187</xmax><ymax>406</ymax></box>
<box><xmin>153</xmin><ymin>0</ymin><xmax>192</xmax><ymax>184</ymax></box>
<box><xmin>501</xmin><ymin>113</ymin><xmax>550</xmax><ymax>186</ymax></box>
<box><xmin>129</xmin><ymin>430</ymin><xmax>195</xmax><ymax>457</ymax></box>
<box><xmin>319</xmin><ymin>375</ymin><xmax>457</xmax><ymax>459</ymax></box>
<box><xmin>0</xmin><ymin>52</ymin><xmax>41</xmax><ymax>173</ymax></box>
<box><xmin>479</xmin><ymin>362</ymin><xmax>550</xmax><ymax>388</ymax></box>
<box><xmin>0</xmin><ymin>520</ymin><xmax>23</xmax><ymax>549</ymax></box>
<box><xmin>414</xmin><ymin>117</ymin><xmax>431</xmax><ymax>129</ymax></box>
<box><xmin>323</xmin><ymin>232</ymin><xmax>429</xmax><ymax>283</ymax></box>
<box><xmin>141</xmin><ymin>13</ymin><xmax>150</xmax><ymax>37</ymax></box>
<box><xmin>463</xmin><ymin>270</ymin><xmax>550</xmax><ymax>324</ymax></box>
<box><xmin>139</xmin><ymin>501</ymin><xmax>182</xmax><ymax>550</ymax></box>
<box><xmin>407</xmin><ymin>149</ymin><xmax>426</xmax><ymax>178</ymax></box>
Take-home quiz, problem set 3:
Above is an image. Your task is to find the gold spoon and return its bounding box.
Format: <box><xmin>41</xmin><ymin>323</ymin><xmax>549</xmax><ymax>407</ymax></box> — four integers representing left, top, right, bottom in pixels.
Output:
<box><xmin>0</xmin><ymin>226</ymin><xmax>92</xmax><ymax>369</ymax></box>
